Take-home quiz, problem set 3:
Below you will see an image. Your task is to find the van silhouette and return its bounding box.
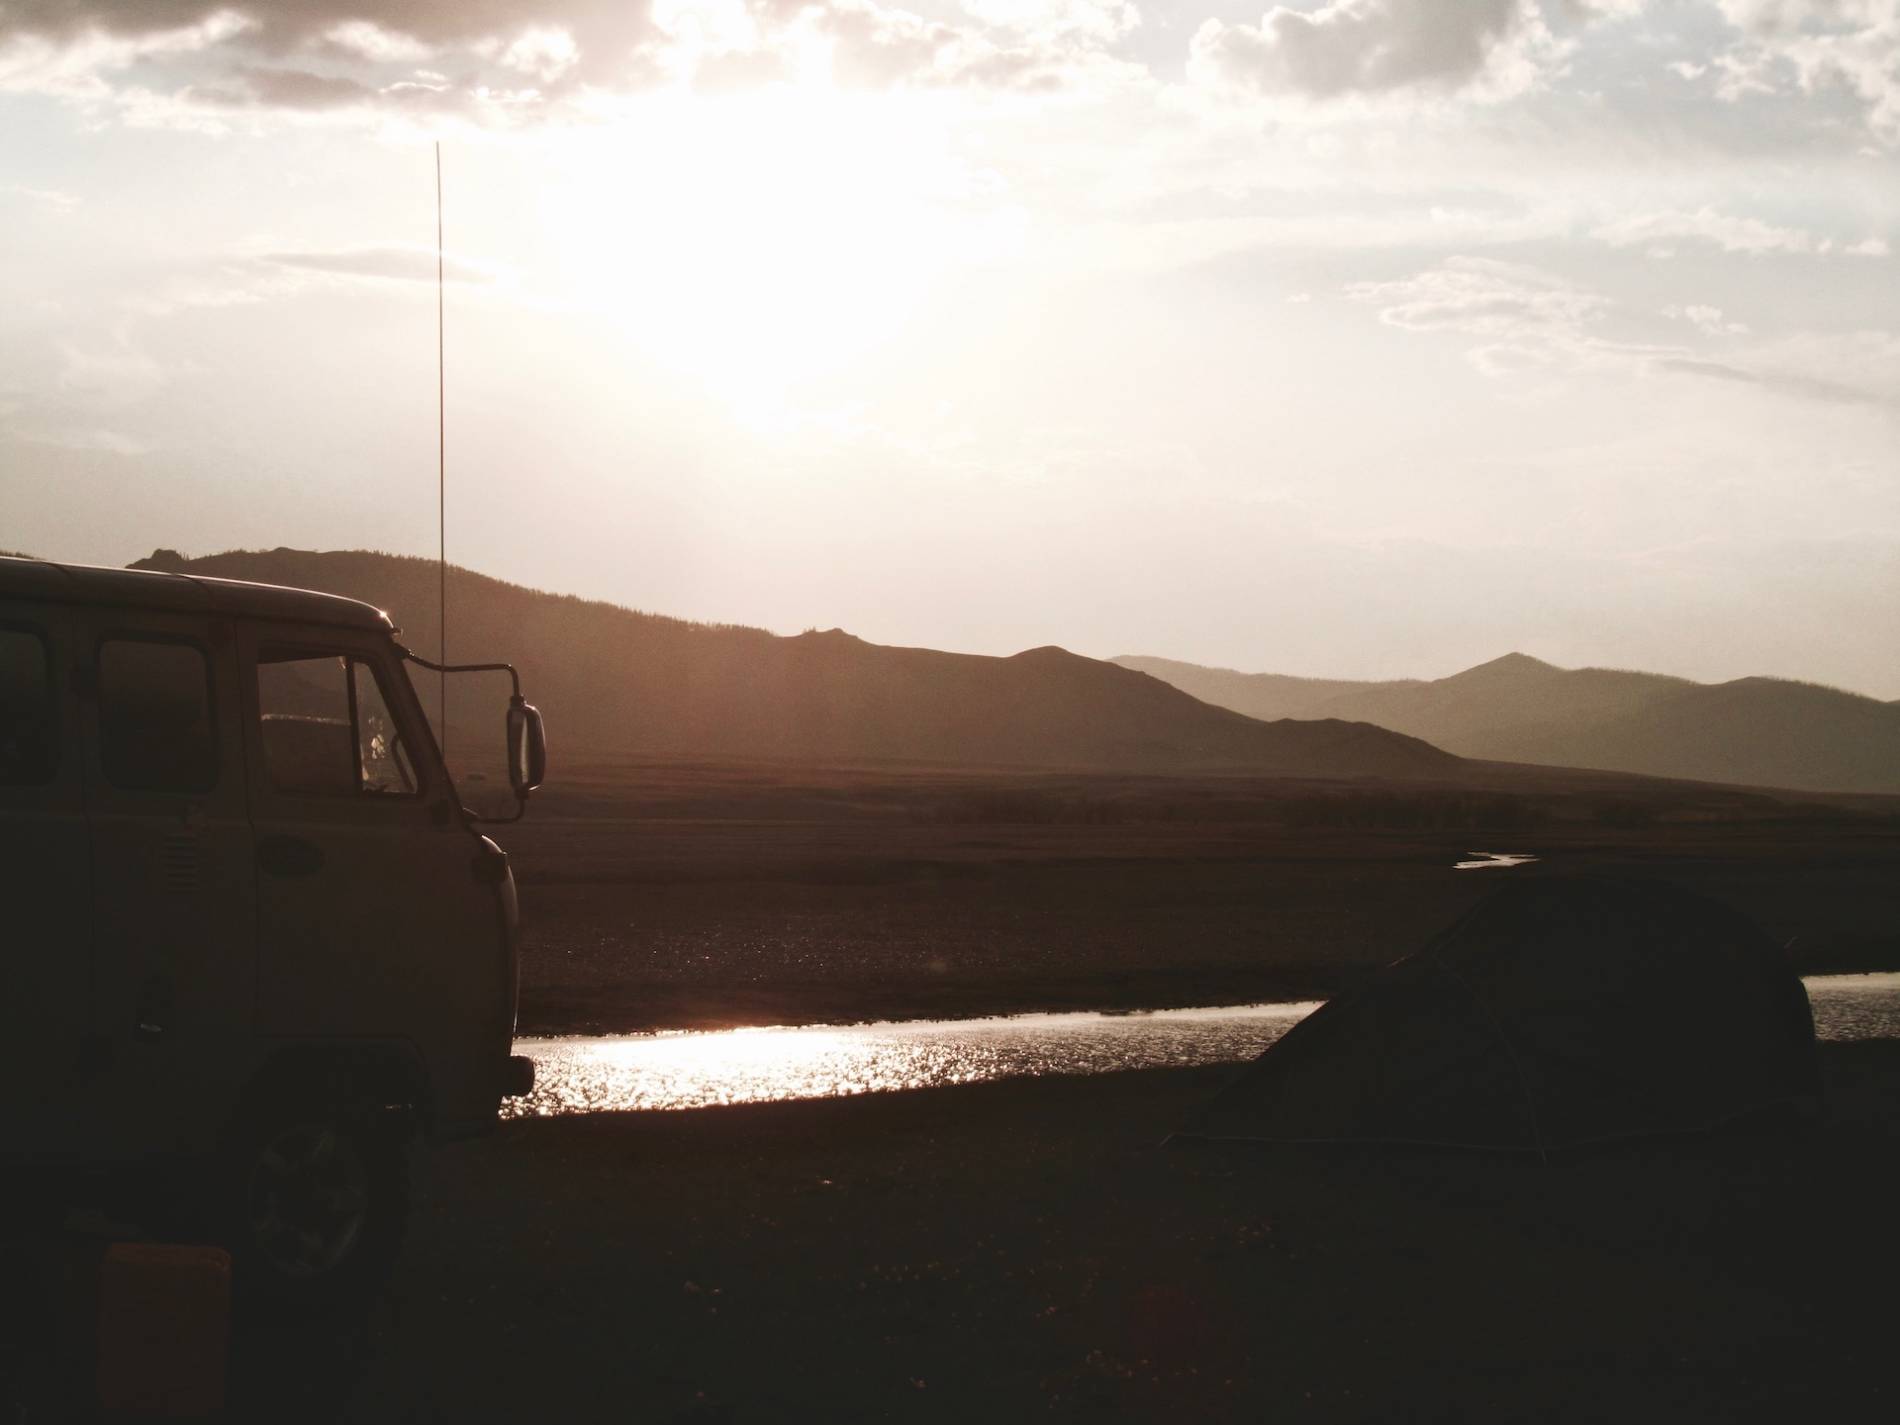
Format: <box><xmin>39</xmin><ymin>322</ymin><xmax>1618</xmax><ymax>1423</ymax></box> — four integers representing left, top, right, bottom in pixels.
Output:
<box><xmin>0</xmin><ymin>556</ymin><xmax>545</xmax><ymax>1308</ymax></box>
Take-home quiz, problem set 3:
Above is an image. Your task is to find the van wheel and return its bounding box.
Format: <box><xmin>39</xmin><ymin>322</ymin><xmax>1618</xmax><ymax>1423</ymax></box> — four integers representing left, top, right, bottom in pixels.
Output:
<box><xmin>225</xmin><ymin>1107</ymin><xmax>408</xmax><ymax>1315</ymax></box>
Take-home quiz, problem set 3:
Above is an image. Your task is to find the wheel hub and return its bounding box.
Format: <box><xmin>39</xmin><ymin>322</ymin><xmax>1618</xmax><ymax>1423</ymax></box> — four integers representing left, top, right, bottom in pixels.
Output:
<box><xmin>245</xmin><ymin>1122</ymin><xmax>370</xmax><ymax>1278</ymax></box>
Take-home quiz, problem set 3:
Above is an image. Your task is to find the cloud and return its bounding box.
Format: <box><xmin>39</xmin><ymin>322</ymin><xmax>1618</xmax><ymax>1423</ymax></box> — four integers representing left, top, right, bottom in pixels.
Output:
<box><xmin>1345</xmin><ymin>256</ymin><xmax>1612</xmax><ymax>372</ymax></box>
<box><xmin>97</xmin><ymin>246</ymin><xmax>508</xmax><ymax>324</ymax></box>
<box><xmin>779</xmin><ymin>0</ymin><xmax>1147</xmax><ymax>95</ymax></box>
<box><xmin>958</xmin><ymin>1</ymin><xmax>1141</xmax><ymax>43</ymax></box>
<box><xmin>1557</xmin><ymin>0</ymin><xmax>1649</xmax><ymax>17</ymax></box>
<box><xmin>1664</xmin><ymin>303</ymin><xmax>1749</xmax><ymax>335</ymax></box>
<box><xmin>257</xmin><ymin>246</ymin><xmax>502</xmax><ymax>284</ymax></box>
<box><xmin>0</xmin><ymin>2</ymin><xmax>632</xmax><ymax>54</ymax></box>
<box><xmin>222</xmin><ymin>64</ymin><xmax>377</xmax><ymax>109</ymax></box>
<box><xmin>1651</xmin><ymin>354</ymin><xmax>1900</xmax><ymax>410</ymax></box>
<box><xmin>0</xmin><ymin>2</ymin><xmax>666</xmax><ymax>123</ymax></box>
<box><xmin>1187</xmin><ymin>0</ymin><xmax>1559</xmax><ymax>105</ymax></box>
<box><xmin>1593</xmin><ymin>206</ymin><xmax>1829</xmax><ymax>255</ymax></box>
<box><xmin>20</xmin><ymin>425</ymin><xmax>155</xmax><ymax>456</ymax></box>
<box><xmin>0</xmin><ymin>0</ymin><xmax>1148</xmax><ymax>124</ymax></box>
<box><xmin>321</xmin><ymin>21</ymin><xmax>433</xmax><ymax>65</ymax></box>
<box><xmin>494</xmin><ymin>26</ymin><xmax>579</xmax><ymax>82</ymax></box>
<box><xmin>1353</xmin><ymin>256</ymin><xmax>1900</xmax><ymax>412</ymax></box>
<box><xmin>56</xmin><ymin>331</ymin><xmax>166</xmax><ymax>405</ymax></box>
<box><xmin>0</xmin><ymin>7</ymin><xmax>255</xmax><ymax>101</ymax></box>
<box><xmin>0</xmin><ymin>182</ymin><xmax>79</xmax><ymax>211</ymax></box>
<box><xmin>1710</xmin><ymin>0</ymin><xmax>1900</xmax><ymax>144</ymax></box>
<box><xmin>1731</xmin><ymin>325</ymin><xmax>1900</xmax><ymax>410</ymax></box>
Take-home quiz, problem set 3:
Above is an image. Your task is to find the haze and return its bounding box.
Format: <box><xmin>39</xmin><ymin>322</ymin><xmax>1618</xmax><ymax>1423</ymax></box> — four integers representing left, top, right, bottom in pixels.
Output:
<box><xmin>3</xmin><ymin>1</ymin><xmax>1897</xmax><ymax>695</ymax></box>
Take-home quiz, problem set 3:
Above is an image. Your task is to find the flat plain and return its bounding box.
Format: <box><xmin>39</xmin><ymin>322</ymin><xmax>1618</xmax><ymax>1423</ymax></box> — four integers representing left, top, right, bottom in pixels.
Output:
<box><xmin>507</xmin><ymin>759</ymin><xmax>1900</xmax><ymax>1034</ymax></box>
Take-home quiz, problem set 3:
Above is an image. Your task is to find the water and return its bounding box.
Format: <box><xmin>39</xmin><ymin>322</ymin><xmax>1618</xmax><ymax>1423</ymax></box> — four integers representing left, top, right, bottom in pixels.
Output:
<box><xmin>1804</xmin><ymin>970</ymin><xmax>1900</xmax><ymax>1042</ymax></box>
<box><xmin>510</xmin><ymin>1001</ymin><xmax>1323</xmax><ymax>1118</ymax></box>
<box><xmin>1455</xmin><ymin>851</ymin><xmax>1539</xmax><ymax>870</ymax></box>
<box><xmin>508</xmin><ymin>973</ymin><xmax>1899</xmax><ymax>1119</ymax></box>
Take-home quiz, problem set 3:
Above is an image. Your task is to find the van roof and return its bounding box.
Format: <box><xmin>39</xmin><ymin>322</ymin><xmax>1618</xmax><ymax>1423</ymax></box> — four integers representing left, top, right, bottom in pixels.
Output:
<box><xmin>0</xmin><ymin>556</ymin><xmax>396</xmax><ymax>633</ymax></box>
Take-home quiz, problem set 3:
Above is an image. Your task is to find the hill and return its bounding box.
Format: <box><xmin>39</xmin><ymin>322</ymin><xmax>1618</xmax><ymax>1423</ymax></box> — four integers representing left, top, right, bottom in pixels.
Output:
<box><xmin>124</xmin><ymin>549</ymin><xmax>1457</xmax><ymax>779</ymax></box>
<box><xmin>1115</xmin><ymin>653</ymin><xmax>1900</xmax><ymax>795</ymax></box>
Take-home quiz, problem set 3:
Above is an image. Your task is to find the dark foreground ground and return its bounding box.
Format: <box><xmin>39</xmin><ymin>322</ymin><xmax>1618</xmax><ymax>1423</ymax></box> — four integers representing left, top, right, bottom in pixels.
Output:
<box><xmin>511</xmin><ymin>760</ymin><xmax>1900</xmax><ymax>1033</ymax></box>
<box><xmin>14</xmin><ymin>1042</ymin><xmax>1894</xmax><ymax>1422</ymax></box>
<box><xmin>8</xmin><ymin>759</ymin><xmax>1895</xmax><ymax>1420</ymax></box>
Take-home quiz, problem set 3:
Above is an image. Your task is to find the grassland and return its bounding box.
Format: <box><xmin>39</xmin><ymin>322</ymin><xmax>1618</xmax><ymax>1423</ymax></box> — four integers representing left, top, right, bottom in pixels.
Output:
<box><xmin>505</xmin><ymin>759</ymin><xmax>1900</xmax><ymax>1033</ymax></box>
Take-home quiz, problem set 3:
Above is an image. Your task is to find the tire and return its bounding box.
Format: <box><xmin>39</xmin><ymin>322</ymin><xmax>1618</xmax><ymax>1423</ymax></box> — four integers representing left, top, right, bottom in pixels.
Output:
<box><xmin>220</xmin><ymin>1102</ymin><xmax>409</xmax><ymax>1316</ymax></box>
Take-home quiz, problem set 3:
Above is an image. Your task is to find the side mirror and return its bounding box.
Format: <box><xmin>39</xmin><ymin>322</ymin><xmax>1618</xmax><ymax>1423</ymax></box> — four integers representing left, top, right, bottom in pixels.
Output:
<box><xmin>506</xmin><ymin>698</ymin><xmax>547</xmax><ymax>799</ymax></box>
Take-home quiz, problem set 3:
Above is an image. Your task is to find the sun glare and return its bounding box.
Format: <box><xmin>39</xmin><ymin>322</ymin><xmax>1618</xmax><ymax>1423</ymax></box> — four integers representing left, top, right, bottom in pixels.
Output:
<box><xmin>534</xmin><ymin>86</ymin><xmax>1014</xmax><ymax>423</ymax></box>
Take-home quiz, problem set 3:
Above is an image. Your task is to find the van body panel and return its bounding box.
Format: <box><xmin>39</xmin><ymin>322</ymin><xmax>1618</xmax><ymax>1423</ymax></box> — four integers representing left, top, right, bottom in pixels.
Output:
<box><xmin>75</xmin><ymin>610</ymin><xmax>258</xmax><ymax>1158</ymax></box>
<box><xmin>1</xmin><ymin>558</ymin><xmax>524</xmax><ymax>1173</ymax></box>
<box><xmin>0</xmin><ymin>608</ymin><xmax>96</xmax><ymax>1158</ymax></box>
<box><xmin>238</xmin><ymin>623</ymin><xmax>509</xmax><ymax>1134</ymax></box>
<box><xmin>0</xmin><ymin>556</ymin><xmax>390</xmax><ymax>634</ymax></box>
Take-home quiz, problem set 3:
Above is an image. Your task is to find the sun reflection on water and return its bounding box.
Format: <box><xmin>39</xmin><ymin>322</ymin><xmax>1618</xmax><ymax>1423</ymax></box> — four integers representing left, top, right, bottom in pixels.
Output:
<box><xmin>508</xmin><ymin>1004</ymin><xmax>1321</xmax><ymax>1118</ymax></box>
<box><xmin>507</xmin><ymin>975</ymin><xmax>1899</xmax><ymax>1119</ymax></box>
<box><xmin>1454</xmin><ymin>851</ymin><xmax>1539</xmax><ymax>870</ymax></box>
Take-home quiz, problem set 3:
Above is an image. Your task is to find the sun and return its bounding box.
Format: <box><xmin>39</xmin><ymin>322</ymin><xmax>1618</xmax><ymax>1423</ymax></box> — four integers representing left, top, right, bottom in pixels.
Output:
<box><xmin>531</xmin><ymin>84</ymin><xmax>1004</xmax><ymax>423</ymax></box>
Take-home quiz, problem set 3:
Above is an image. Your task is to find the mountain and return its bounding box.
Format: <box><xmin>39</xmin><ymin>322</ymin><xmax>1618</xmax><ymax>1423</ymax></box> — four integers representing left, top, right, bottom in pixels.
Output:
<box><xmin>122</xmin><ymin>549</ymin><xmax>1457</xmax><ymax>778</ymax></box>
<box><xmin>1114</xmin><ymin>652</ymin><xmax>1900</xmax><ymax>795</ymax></box>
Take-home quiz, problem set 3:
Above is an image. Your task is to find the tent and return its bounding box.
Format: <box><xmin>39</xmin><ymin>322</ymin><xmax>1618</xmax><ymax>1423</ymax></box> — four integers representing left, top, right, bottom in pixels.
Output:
<box><xmin>1180</xmin><ymin>877</ymin><xmax>1820</xmax><ymax>1152</ymax></box>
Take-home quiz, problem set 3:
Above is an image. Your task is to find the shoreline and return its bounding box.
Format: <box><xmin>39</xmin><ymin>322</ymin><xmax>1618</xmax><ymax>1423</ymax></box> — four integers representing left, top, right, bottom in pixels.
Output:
<box><xmin>516</xmin><ymin>965</ymin><xmax>1348</xmax><ymax>1036</ymax></box>
<box><xmin>516</xmin><ymin>958</ymin><xmax>1900</xmax><ymax>1038</ymax></box>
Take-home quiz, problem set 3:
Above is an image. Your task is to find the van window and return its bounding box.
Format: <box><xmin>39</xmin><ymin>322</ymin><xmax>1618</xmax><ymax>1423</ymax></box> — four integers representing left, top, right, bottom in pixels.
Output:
<box><xmin>257</xmin><ymin>653</ymin><xmax>354</xmax><ymax>795</ymax></box>
<box><xmin>258</xmin><ymin>650</ymin><xmax>416</xmax><ymax>798</ymax></box>
<box><xmin>98</xmin><ymin>639</ymin><xmax>217</xmax><ymax>793</ymax></box>
<box><xmin>352</xmin><ymin>660</ymin><xmax>416</xmax><ymax>795</ymax></box>
<box><xmin>0</xmin><ymin>626</ymin><xmax>55</xmax><ymax>785</ymax></box>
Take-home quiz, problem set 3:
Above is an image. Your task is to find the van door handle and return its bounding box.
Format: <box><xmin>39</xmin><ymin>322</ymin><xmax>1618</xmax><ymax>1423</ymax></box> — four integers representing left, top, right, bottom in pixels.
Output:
<box><xmin>257</xmin><ymin>834</ymin><xmax>324</xmax><ymax>877</ymax></box>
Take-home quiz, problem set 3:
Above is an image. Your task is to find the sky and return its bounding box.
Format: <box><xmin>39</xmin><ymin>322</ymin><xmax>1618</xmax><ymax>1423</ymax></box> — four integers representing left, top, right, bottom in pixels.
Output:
<box><xmin>2</xmin><ymin>1</ymin><xmax>1897</xmax><ymax>696</ymax></box>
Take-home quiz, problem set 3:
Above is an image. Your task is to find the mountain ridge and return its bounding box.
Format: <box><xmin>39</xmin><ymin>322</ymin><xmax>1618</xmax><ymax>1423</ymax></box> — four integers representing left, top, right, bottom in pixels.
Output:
<box><xmin>119</xmin><ymin>548</ymin><xmax>1458</xmax><ymax>779</ymax></box>
<box><xmin>1113</xmin><ymin>652</ymin><xmax>1900</xmax><ymax>794</ymax></box>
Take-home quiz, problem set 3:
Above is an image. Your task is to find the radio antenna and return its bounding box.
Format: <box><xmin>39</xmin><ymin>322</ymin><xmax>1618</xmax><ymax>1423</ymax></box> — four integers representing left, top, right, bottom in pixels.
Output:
<box><xmin>435</xmin><ymin>140</ymin><xmax>447</xmax><ymax>758</ymax></box>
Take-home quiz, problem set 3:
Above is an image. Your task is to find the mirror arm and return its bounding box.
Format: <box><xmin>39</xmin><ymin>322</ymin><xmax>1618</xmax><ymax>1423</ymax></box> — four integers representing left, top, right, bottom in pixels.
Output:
<box><xmin>398</xmin><ymin>645</ymin><xmax>537</xmax><ymax>817</ymax></box>
<box><xmin>399</xmin><ymin>646</ymin><xmax>522</xmax><ymax>699</ymax></box>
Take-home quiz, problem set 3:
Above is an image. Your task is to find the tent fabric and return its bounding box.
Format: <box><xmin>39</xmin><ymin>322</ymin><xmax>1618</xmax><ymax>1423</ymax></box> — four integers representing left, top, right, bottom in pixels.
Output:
<box><xmin>1180</xmin><ymin>877</ymin><xmax>1820</xmax><ymax>1152</ymax></box>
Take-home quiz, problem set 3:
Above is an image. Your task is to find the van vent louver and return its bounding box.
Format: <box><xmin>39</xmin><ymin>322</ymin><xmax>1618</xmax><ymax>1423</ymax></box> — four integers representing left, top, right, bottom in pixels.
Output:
<box><xmin>157</xmin><ymin>833</ymin><xmax>201</xmax><ymax>895</ymax></box>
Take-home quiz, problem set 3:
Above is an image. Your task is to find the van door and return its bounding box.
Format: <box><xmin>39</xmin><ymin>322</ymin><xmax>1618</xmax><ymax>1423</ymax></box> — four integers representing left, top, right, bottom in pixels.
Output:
<box><xmin>74</xmin><ymin>614</ymin><xmax>257</xmax><ymax>1157</ymax></box>
<box><xmin>0</xmin><ymin>610</ymin><xmax>93</xmax><ymax>1158</ymax></box>
<box><xmin>240</xmin><ymin>627</ymin><xmax>508</xmax><ymax>1131</ymax></box>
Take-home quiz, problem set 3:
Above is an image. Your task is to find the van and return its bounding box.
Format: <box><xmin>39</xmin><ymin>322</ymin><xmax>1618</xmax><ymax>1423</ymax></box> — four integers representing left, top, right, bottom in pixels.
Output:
<box><xmin>0</xmin><ymin>556</ymin><xmax>545</xmax><ymax>1307</ymax></box>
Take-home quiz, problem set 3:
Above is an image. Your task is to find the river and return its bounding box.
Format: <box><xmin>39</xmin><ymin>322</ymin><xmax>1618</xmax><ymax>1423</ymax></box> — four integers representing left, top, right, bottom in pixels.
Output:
<box><xmin>507</xmin><ymin>972</ymin><xmax>1900</xmax><ymax>1118</ymax></box>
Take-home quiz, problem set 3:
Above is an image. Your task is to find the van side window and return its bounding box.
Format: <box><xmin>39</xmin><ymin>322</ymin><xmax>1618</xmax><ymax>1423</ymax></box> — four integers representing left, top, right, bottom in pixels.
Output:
<box><xmin>257</xmin><ymin>653</ymin><xmax>354</xmax><ymax>795</ymax></box>
<box><xmin>258</xmin><ymin>650</ymin><xmax>416</xmax><ymax>798</ymax></box>
<box><xmin>0</xmin><ymin>626</ymin><xmax>55</xmax><ymax>785</ymax></box>
<box><xmin>98</xmin><ymin>639</ymin><xmax>217</xmax><ymax>793</ymax></box>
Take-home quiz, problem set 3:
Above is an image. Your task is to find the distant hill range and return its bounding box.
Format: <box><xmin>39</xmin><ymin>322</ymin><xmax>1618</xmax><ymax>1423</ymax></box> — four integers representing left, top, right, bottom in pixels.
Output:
<box><xmin>123</xmin><ymin>549</ymin><xmax>1455</xmax><ymax>778</ymax></box>
<box><xmin>1114</xmin><ymin>652</ymin><xmax>1900</xmax><ymax>795</ymax></box>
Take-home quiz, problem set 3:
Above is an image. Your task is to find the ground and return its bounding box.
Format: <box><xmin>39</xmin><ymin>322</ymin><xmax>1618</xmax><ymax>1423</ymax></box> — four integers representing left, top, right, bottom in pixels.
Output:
<box><xmin>509</xmin><ymin>760</ymin><xmax>1900</xmax><ymax>1033</ymax></box>
<box><xmin>200</xmin><ymin>1040</ymin><xmax>1897</xmax><ymax>1422</ymax></box>
<box><xmin>7</xmin><ymin>759</ymin><xmax>1898</xmax><ymax>1420</ymax></box>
